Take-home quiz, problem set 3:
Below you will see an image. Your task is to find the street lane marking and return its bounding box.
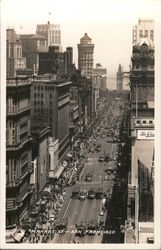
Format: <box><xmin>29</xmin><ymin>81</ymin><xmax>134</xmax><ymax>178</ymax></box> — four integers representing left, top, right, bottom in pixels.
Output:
<box><xmin>63</xmin><ymin>198</ymin><xmax>72</xmax><ymax>219</ymax></box>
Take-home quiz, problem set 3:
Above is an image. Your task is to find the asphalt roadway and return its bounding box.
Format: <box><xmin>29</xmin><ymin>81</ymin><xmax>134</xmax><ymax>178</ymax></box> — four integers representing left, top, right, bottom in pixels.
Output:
<box><xmin>50</xmin><ymin>136</ymin><xmax>118</xmax><ymax>243</ymax></box>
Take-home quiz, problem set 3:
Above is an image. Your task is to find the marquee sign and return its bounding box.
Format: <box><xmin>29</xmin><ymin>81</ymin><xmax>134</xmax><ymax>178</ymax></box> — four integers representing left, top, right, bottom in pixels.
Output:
<box><xmin>137</xmin><ymin>130</ymin><xmax>155</xmax><ymax>140</ymax></box>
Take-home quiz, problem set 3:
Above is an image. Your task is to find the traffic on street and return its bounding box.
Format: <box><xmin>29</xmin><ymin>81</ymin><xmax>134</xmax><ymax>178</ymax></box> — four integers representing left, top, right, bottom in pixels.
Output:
<box><xmin>22</xmin><ymin>92</ymin><xmax>129</xmax><ymax>244</ymax></box>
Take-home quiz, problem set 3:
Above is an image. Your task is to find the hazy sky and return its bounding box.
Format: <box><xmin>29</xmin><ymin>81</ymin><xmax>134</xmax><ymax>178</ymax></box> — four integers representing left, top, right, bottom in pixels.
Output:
<box><xmin>3</xmin><ymin>0</ymin><xmax>161</xmax><ymax>85</ymax></box>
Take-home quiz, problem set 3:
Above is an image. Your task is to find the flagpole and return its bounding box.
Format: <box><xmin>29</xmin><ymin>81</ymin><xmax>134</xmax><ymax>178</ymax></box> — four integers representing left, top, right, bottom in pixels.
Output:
<box><xmin>48</xmin><ymin>12</ymin><xmax>51</xmax><ymax>24</ymax></box>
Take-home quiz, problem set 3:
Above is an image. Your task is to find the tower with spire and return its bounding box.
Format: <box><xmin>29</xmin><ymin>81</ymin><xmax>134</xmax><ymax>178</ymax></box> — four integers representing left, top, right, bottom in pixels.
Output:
<box><xmin>116</xmin><ymin>64</ymin><xmax>123</xmax><ymax>92</ymax></box>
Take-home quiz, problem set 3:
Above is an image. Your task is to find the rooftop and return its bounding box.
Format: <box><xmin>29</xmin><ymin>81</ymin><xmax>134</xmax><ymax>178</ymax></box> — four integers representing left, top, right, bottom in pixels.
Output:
<box><xmin>80</xmin><ymin>33</ymin><xmax>93</xmax><ymax>44</ymax></box>
<box><xmin>19</xmin><ymin>34</ymin><xmax>47</xmax><ymax>40</ymax></box>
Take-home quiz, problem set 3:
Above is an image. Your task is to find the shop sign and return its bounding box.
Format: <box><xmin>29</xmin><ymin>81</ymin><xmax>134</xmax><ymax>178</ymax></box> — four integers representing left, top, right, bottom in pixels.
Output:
<box><xmin>137</xmin><ymin>130</ymin><xmax>154</xmax><ymax>140</ymax></box>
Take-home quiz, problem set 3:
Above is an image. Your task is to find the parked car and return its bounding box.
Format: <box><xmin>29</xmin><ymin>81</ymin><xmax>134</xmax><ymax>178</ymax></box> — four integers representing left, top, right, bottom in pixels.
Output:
<box><xmin>85</xmin><ymin>174</ymin><xmax>92</xmax><ymax>182</ymax></box>
<box><xmin>99</xmin><ymin>156</ymin><xmax>105</xmax><ymax>162</ymax></box>
<box><xmin>79</xmin><ymin>191</ymin><xmax>87</xmax><ymax>200</ymax></box>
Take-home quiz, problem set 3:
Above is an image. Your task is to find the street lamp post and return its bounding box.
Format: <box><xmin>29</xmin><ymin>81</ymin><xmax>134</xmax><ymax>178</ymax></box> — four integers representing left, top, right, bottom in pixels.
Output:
<box><xmin>135</xmin><ymin>172</ymin><xmax>139</xmax><ymax>243</ymax></box>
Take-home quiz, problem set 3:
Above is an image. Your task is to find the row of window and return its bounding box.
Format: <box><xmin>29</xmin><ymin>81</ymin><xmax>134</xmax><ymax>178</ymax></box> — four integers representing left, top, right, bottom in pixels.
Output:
<box><xmin>52</xmin><ymin>30</ymin><xmax>61</xmax><ymax>35</ymax></box>
<box><xmin>135</xmin><ymin>119</ymin><xmax>153</xmax><ymax>125</ymax></box>
<box><xmin>34</xmin><ymin>93</ymin><xmax>53</xmax><ymax>98</ymax></box>
<box><xmin>34</xmin><ymin>108</ymin><xmax>52</xmax><ymax>114</ymax></box>
<box><xmin>34</xmin><ymin>86</ymin><xmax>55</xmax><ymax>91</ymax></box>
<box><xmin>133</xmin><ymin>65</ymin><xmax>154</xmax><ymax>69</ymax></box>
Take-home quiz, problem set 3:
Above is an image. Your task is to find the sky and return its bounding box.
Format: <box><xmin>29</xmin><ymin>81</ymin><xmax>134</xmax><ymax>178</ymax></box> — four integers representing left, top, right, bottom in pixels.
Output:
<box><xmin>2</xmin><ymin>0</ymin><xmax>161</xmax><ymax>88</ymax></box>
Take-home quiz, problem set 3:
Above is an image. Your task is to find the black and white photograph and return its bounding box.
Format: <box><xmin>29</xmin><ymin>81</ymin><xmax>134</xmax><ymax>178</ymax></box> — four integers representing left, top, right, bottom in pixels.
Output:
<box><xmin>0</xmin><ymin>0</ymin><xmax>161</xmax><ymax>249</ymax></box>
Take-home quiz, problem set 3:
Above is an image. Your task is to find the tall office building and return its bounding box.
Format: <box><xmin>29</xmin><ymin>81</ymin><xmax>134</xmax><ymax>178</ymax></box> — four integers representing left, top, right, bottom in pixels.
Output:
<box><xmin>77</xmin><ymin>33</ymin><xmax>94</xmax><ymax>77</ymax></box>
<box><xmin>30</xmin><ymin>75</ymin><xmax>71</xmax><ymax>161</ymax></box>
<box><xmin>132</xmin><ymin>19</ymin><xmax>154</xmax><ymax>44</ymax></box>
<box><xmin>6</xmin><ymin>77</ymin><xmax>33</xmax><ymax>228</ymax></box>
<box><xmin>36</xmin><ymin>21</ymin><xmax>62</xmax><ymax>51</ymax></box>
<box><xmin>126</xmin><ymin>34</ymin><xmax>155</xmax><ymax>241</ymax></box>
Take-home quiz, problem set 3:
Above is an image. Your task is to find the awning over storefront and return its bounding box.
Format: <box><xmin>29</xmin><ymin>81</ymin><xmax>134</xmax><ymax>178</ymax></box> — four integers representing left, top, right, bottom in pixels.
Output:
<box><xmin>6</xmin><ymin>228</ymin><xmax>17</xmax><ymax>243</ymax></box>
<box><xmin>66</xmin><ymin>153</ymin><xmax>72</xmax><ymax>158</ymax></box>
<box><xmin>53</xmin><ymin>166</ymin><xmax>64</xmax><ymax>179</ymax></box>
<box><xmin>14</xmin><ymin>229</ymin><xmax>25</xmax><ymax>242</ymax></box>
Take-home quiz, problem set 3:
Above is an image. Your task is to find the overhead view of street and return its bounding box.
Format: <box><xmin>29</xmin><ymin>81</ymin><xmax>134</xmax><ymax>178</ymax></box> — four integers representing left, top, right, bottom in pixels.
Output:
<box><xmin>3</xmin><ymin>0</ymin><xmax>156</xmax><ymax>247</ymax></box>
<box><xmin>21</xmin><ymin>92</ymin><xmax>130</xmax><ymax>244</ymax></box>
<box><xmin>51</xmin><ymin>98</ymin><xmax>122</xmax><ymax>243</ymax></box>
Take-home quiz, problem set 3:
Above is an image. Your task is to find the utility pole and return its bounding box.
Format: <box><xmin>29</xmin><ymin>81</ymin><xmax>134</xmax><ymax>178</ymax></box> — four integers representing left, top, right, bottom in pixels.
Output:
<box><xmin>135</xmin><ymin>159</ymin><xmax>139</xmax><ymax>243</ymax></box>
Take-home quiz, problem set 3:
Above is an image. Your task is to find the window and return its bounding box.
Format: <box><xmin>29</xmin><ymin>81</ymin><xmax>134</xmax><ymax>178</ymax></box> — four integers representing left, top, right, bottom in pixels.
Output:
<box><xmin>41</xmin><ymin>93</ymin><xmax>43</xmax><ymax>98</ymax></box>
<box><xmin>34</xmin><ymin>101</ymin><xmax>36</xmax><ymax>106</ymax></box>
<box><xmin>136</xmin><ymin>120</ymin><xmax>140</xmax><ymax>124</ymax></box>
<box><xmin>34</xmin><ymin>86</ymin><xmax>36</xmax><ymax>90</ymax></box>
<box><xmin>145</xmin><ymin>30</ymin><xmax>148</xmax><ymax>37</ymax></box>
<box><xmin>149</xmin><ymin>120</ymin><xmax>153</xmax><ymax>124</ymax></box>
<box><xmin>139</xmin><ymin>30</ymin><xmax>143</xmax><ymax>37</ymax></box>
<box><xmin>142</xmin><ymin>120</ymin><xmax>146</xmax><ymax>124</ymax></box>
<box><xmin>41</xmin><ymin>86</ymin><xmax>43</xmax><ymax>91</ymax></box>
<box><xmin>38</xmin><ymin>86</ymin><xmax>40</xmax><ymax>91</ymax></box>
<box><xmin>34</xmin><ymin>93</ymin><xmax>36</xmax><ymax>98</ymax></box>
<box><xmin>41</xmin><ymin>100</ymin><xmax>43</xmax><ymax>106</ymax></box>
<box><xmin>50</xmin><ymin>93</ymin><xmax>52</xmax><ymax>98</ymax></box>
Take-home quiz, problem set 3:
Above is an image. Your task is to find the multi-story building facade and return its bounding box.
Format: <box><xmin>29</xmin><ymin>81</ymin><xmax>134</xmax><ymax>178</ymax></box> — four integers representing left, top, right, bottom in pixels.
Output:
<box><xmin>130</xmin><ymin>37</ymin><xmax>154</xmax><ymax>116</ymax></box>
<box><xmin>71</xmin><ymin>74</ymin><xmax>93</xmax><ymax>131</ymax></box>
<box><xmin>126</xmin><ymin>33</ymin><xmax>155</xmax><ymax>243</ymax></box>
<box><xmin>19</xmin><ymin>34</ymin><xmax>48</xmax><ymax>74</ymax></box>
<box><xmin>92</xmin><ymin>63</ymin><xmax>107</xmax><ymax>90</ymax></box>
<box><xmin>78</xmin><ymin>33</ymin><xmax>94</xmax><ymax>77</ymax></box>
<box><xmin>38</xmin><ymin>46</ymin><xmax>76</xmax><ymax>77</ymax></box>
<box><xmin>6</xmin><ymin>77</ymin><xmax>33</xmax><ymax>228</ymax></box>
<box><xmin>132</xmin><ymin>19</ymin><xmax>154</xmax><ymax>44</ymax></box>
<box><xmin>30</xmin><ymin>75</ymin><xmax>71</xmax><ymax>163</ymax></box>
<box><xmin>31</xmin><ymin>127</ymin><xmax>50</xmax><ymax>195</ymax></box>
<box><xmin>36</xmin><ymin>22</ymin><xmax>62</xmax><ymax>51</ymax></box>
<box><xmin>69</xmin><ymin>86</ymin><xmax>79</xmax><ymax>147</ymax></box>
<box><xmin>6</xmin><ymin>29</ymin><xmax>26</xmax><ymax>78</ymax></box>
<box><xmin>116</xmin><ymin>64</ymin><xmax>123</xmax><ymax>93</ymax></box>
